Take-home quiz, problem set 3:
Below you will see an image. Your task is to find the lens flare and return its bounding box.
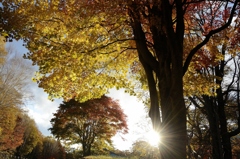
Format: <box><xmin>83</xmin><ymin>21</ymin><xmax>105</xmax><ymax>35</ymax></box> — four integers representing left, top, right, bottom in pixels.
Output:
<box><xmin>146</xmin><ymin>130</ymin><xmax>160</xmax><ymax>147</ymax></box>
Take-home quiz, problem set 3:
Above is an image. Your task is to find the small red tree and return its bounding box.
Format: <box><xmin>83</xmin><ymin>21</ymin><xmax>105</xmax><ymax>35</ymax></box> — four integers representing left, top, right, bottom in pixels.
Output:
<box><xmin>49</xmin><ymin>95</ymin><xmax>128</xmax><ymax>157</ymax></box>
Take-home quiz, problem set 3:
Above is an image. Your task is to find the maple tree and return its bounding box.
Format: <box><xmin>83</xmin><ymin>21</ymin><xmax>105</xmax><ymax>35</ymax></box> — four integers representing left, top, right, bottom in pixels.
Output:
<box><xmin>50</xmin><ymin>95</ymin><xmax>128</xmax><ymax>156</ymax></box>
<box><xmin>1</xmin><ymin>1</ymin><xmax>240</xmax><ymax>158</ymax></box>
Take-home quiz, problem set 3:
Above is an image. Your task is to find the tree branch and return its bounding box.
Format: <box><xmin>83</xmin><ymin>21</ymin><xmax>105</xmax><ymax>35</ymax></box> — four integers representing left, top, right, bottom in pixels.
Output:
<box><xmin>183</xmin><ymin>1</ymin><xmax>238</xmax><ymax>75</ymax></box>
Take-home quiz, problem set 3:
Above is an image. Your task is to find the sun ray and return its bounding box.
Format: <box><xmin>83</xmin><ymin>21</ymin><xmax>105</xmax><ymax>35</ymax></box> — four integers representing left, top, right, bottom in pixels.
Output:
<box><xmin>146</xmin><ymin>129</ymin><xmax>161</xmax><ymax>147</ymax></box>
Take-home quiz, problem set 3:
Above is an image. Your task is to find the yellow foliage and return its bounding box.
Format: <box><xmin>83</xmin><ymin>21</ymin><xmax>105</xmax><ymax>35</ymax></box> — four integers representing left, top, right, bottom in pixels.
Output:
<box><xmin>10</xmin><ymin>0</ymin><xmax>233</xmax><ymax>103</ymax></box>
<box><xmin>183</xmin><ymin>66</ymin><xmax>219</xmax><ymax>97</ymax></box>
<box><xmin>13</xmin><ymin>0</ymin><xmax>137</xmax><ymax>102</ymax></box>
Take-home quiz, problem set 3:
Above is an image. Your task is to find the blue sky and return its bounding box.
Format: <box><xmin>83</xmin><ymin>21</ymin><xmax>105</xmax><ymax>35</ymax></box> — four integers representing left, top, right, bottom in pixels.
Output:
<box><xmin>7</xmin><ymin>40</ymin><xmax>153</xmax><ymax>151</ymax></box>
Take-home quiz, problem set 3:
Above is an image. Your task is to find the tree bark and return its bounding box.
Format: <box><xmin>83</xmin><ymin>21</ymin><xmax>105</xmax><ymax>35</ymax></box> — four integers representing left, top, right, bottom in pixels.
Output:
<box><xmin>128</xmin><ymin>0</ymin><xmax>189</xmax><ymax>157</ymax></box>
<box><xmin>130</xmin><ymin>3</ymin><xmax>187</xmax><ymax>159</ymax></box>
<box><xmin>203</xmin><ymin>96</ymin><xmax>224</xmax><ymax>159</ymax></box>
<box><xmin>215</xmin><ymin>64</ymin><xmax>233</xmax><ymax>159</ymax></box>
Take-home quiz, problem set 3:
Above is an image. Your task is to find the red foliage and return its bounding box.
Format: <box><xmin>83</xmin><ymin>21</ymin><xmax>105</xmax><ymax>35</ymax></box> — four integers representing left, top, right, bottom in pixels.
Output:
<box><xmin>183</xmin><ymin>2</ymin><xmax>240</xmax><ymax>70</ymax></box>
<box><xmin>50</xmin><ymin>95</ymin><xmax>128</xmax><ymax>156</ymax></box>
<box><xmin>0</xmin><ymin>116</ymin><xmax>25</xmax><ymax>152</ymax></box>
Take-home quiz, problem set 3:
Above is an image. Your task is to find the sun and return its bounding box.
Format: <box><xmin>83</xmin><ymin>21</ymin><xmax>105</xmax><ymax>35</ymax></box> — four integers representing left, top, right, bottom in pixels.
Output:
<box><xmin>146</xmin><ymin>130</ymin><xmax>161</xmax><ymax>147</ymax></box>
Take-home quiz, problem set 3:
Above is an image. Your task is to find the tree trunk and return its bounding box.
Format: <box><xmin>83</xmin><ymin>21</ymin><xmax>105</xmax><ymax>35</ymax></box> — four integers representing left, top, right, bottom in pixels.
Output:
<box><xmin>203</xmin><ymin>96</ymin><xmax>224</xmax><ymax>159</ymax></box>
<box><xmin>82</xmin><ymin>143</ymin><xmax>91</xmax><ymax>157</ymax></box>
<box><xmin>130</xmin><ymin>1</ymin><xmax>187</xmax><ymax>158</ymax></box>
<box><xmin>218</xmin><ymin>95</ymin><xmax>232</xmax><ymax>159</ymax></box>
<box><xmin>157</xmin><ymin>1</ymin><xmax>187</xmax><ymax>158</ymax></box>
<box><xmin>83</xmin><ymin>146</ymin><xmax>91</xmax><ymax>157</ymax></box>
<box><xmin>159</xmin><ymin>85</ymin><xmax>186</xmax><ymax>159</ymax></box>
<box><xmin>215</xmin><ymin>65</ymin><xmax>233</xmax><ymax>159</ymax></box>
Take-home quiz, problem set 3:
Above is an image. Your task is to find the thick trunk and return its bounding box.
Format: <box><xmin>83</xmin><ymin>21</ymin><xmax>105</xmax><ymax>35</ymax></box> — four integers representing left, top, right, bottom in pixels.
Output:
<box><xmin>133</xmin><ymin>21</ymin><xmax>187</xmax><ymax>159</ymax></box>
<box><xmin>130</xmin><ymin>1</ymin><xmax>186</xmax><ymax>158</ymax></box>
<box><xmin>83</xmin><ymin>146</ymin><xmax>91</xmax><ymax>157</ymax></box>
<box><xmin>158</xmin><ymin>1</ymin><xmax>186</xmax><ymax>158</ymax></box>
<box><xmin>159</xmin><ymin>87</ymin><xmax>186</xmax><ymax>159</ymax></box>
<box><xmin>157</xmin><ymin>40</ymin><xmax>186</xmax><ymax>158</ymax></box>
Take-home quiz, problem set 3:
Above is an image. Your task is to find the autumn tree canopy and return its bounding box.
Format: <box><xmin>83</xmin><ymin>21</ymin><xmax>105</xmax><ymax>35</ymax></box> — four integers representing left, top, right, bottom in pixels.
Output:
<box><xmin>15</xmin><ymin>114</ymin><xmax>42</xmax><ymax>158</ymax></box>
<box><xmin>0</xmin><ymin>106</ymin><xmax>25</xmax><ymax>152</ymax></box>
<box><xmin>49</xmin><ymin>95</ymin><xmax>128</xmax><ymax>156</ymax></box>
<box><xmin>1</xmin><ymin>1</ymin><xmax>240</xmax><ymax>158</ymax></box>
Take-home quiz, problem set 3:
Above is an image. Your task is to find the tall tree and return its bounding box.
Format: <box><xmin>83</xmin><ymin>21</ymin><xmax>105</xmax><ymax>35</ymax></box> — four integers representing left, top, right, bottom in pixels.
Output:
<box><xmin>2</xmin><ymin>1</ymin><xmax>240</xmax><ymax>158</ymax></box>
<box><xmin>50</xmin><ymin>95</ymin><xmax>128</xmax><ymax>157</ymax></box>
<box><xmin>189</xmin><ymin>55</ymin><xmax>240</xmax><ymax>159</ymax></box>
<box><xmin>187</xmin><ymin>16</ymin><xmax>240</xmax><ymax>158</ymax></box>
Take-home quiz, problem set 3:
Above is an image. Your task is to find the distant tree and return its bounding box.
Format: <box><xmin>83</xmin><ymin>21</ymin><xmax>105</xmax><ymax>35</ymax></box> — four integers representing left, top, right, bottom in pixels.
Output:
<box><xmin>0</xmin><ymin>36</ymin><xmax>34</xmax><ymax>155</ymax></box>
<box><xmin>41</xmin><ymin>137</ymin><xmax>66</xmax><ymax>159</ymax></box>
<box><xmin>0</xmin><ymin>106</ymin><xmax>25</xmax><ymax>153</ymax></box>
<box><xmin>26</xmin><ymin>136</ymin><xmax>65</xmax><ymax>159</ymax></box>
<box><xmin>0</xmin><ymin>46</ymin><xmax>33</xmax><ymax>108</ymax></box>
<box><xmin>15</xmin><ymin>114</ymin><xmax>42</xmax><ymax>158</ymax></box>
<box><xmin>64</xmin><ymin>147</ymin><xmax>82</xmax><ymax>159</ymax></box>
<box><xmin>26</xmin><ymin>140</ymin><xmax>43</xmax><ymax>159</ymax></box>
<box><xmin>50</xmin><ymin>95</ymin><xmax>128</xmax><ymax>156</ymax></box>
<box><xmin>131</xmin><ymin>140</ymin><xmax>159</xmax><ymax>159</ymax></box>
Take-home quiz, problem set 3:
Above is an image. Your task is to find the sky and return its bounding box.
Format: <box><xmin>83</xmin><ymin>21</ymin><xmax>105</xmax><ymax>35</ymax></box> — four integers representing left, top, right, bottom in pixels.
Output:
<box><xmin>7</xmin><ymin>40</ymin><xmax>154</xmax><ymax>151</ymax></box>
